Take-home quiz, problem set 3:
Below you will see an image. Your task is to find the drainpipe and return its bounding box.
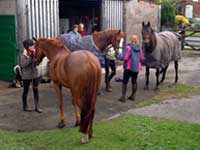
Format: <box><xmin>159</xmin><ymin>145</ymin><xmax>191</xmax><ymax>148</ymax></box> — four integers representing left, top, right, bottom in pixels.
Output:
<box><xmin>16</xmin><ymin>0</ymin><xmax>28</xmax><ymax>53</ymax></box>
<box><xmin>123</xmin><ymin>0</ymin><xmax>127</xmax><ymax>45</ymax></box>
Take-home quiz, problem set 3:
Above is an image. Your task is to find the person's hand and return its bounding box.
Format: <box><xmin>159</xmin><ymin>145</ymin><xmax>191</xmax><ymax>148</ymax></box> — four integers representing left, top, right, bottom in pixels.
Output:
<box><xmin>30</xmin><ymin>52</ymin><xmax>34</xmax><ymax>58</ymax></box>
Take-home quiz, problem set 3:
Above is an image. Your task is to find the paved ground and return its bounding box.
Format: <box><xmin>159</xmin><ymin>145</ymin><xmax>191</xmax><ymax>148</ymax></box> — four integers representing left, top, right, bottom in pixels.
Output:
<box><xmin>0</xmin><ymin>51</ymin><xmax>200</xmax><ymax>132</ymax></box>
<box><xmin>127</xmin><ymin>96</ymin><xmax>200</xmax><ymax>124</ymax></box>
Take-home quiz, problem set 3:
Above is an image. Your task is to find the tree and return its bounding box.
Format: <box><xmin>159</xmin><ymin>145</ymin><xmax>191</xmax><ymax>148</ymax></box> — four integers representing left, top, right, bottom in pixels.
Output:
<box><xmin>160</xmin><ymin>0</ymin><xmax>176</xmax><ymax>26</ymax></box>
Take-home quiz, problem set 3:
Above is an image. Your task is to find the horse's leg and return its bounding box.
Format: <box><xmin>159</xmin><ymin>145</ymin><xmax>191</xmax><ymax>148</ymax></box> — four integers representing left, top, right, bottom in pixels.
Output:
<box><xmin>144</xmin><ymin>67</ymin><xmax>150</xmax><ymax>90</ymax></box>
<box><xmin>81</xmin><ymin>134</ymin><xmax>89</xmax><ymax>144</ymax></box>
<box><xmin>88</xmin><ymin>109</ymin><xmax>95</xmax><ymax>139</ymax></box>
<box><xmin>155</xmin><ymin>68</ymin><xmax>160</xmax><ymax>91</ymax></box>
<box><xmin>82</xmin><ymin>109</ymin><xmax>95</xmax><ymax>144</ymax></box>
<box><xmin>73</xmin><ymin>103</ymin><xmax>81</xmax><ymax>126</ymax></box>
<box><xmin>160</xmin><ymin>65</ymin><xmax>169</xmax><ymax>83</ymax></box>
<box><xmin>53</xmin><ymin>83</ymin><xmax>65</xmax><ymax>128</ymax></box>
<box><xmin>174</xmin><ymin>61</ymin><xmax>178</xmax><ymax>84</ymax></box>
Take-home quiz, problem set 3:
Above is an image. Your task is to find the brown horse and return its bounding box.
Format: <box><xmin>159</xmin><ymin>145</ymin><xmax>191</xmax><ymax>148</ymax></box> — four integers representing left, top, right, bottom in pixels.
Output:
<box><xmin>34</xmin><ymin>38</ymin><xmax>102</xmax><ymax>144</ymax></box>
<box><xmin>58</xmin><ymin>29</ymin><xmax>125</xmax><ymax>64</ymax></box>
<box><xmin>92</xmin><ymin>29</ymin><xmax>125</xmax><ymax>50</ymax></box>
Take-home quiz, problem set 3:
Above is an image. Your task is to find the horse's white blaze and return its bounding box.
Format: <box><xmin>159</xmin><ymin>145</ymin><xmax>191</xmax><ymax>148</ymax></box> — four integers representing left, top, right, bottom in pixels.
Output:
<box><xmin>119</xmin><ymin>38</ymin><xmax>124</xmax><ymax>47</ymax></box>
<box><xmin>118</xmin><ymin>38</ymin><xmax>124</xmax><ymax>54</ymax></box>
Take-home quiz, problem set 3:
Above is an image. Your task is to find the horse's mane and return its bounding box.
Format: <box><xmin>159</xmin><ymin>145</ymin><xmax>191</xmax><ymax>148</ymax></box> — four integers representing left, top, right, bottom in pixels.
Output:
<box><xmin>92</xmin><ymin>29</ymin><xmax>120</xmax><ymax>36</ymax></box>
<box><xmin>149</xmin><ymin>32</ymin><xmax>157</xmax><ymax>52</ymax></box>
<box><xmin>38</xmin><ymin>38</ymin><xmax>70</xmax><ymax>52</ymax></box>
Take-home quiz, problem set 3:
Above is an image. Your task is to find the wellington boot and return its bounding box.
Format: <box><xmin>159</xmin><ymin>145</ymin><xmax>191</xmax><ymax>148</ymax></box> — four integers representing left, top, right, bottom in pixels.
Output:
<box><xmin>128</xmin><ymin>83</ymin><xmax>137</xmax><ymax>101</ymax></box>
<box><xmin>118</xmin><ymin>84</ymin><xmax>127</xmax><ymax>103</ymax></box>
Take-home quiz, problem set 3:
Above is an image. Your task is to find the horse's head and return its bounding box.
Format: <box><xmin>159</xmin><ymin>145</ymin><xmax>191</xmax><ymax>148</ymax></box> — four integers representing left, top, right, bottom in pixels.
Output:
<box><xmin>111</xmin><ymin>30</ymin><xmax>125</xmax><ymax>49</ymax></box>
<box><xmin>141</xmin><ymin>21</ymin><xmax>157</xmax><ymax>53</ymax></box>
<box><xmin>141</xmin><ymin>22</ymin><xmax>155</xmax><ymax>46</ymax></box>
<box><xmin>33</xmin><ymin>38</ymin><xmax>46</xmax><ymax>65</ymax></box>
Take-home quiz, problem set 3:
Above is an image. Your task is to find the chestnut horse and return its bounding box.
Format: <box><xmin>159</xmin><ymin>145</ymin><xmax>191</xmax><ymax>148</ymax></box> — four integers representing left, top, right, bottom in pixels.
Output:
<box><xmin>92</xmin><ymin>29</ymin><xmax>125</xmax><ymax>50</ymax></box>
<box><xmin>34</xmin><ymin>38</ymin><xmax>102</xmax><ymax>144</ymax></box>
<box><xmin>58</xmin><ymin>29</ymin><xmax>125</xmax><ymax>65</ymax></box>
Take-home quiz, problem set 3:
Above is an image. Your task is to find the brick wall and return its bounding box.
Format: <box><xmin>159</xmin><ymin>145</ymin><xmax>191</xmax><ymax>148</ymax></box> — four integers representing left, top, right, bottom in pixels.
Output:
<box><xmin>193</xmin><ymin>2</ymin><xmax>200</xmax><ymax>17</ymax></box>
<box><xmin>176</xmin><ymin>0</ymin><xmax>200</xmax><ymax>17</ymax></box>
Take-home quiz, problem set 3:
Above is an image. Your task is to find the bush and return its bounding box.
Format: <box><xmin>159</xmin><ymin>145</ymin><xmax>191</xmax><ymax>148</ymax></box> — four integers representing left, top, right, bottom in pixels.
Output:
<box><xmin>161</xmin><ymin>0</ymin><xmax>176</xmax><ymax>26</ymax></box>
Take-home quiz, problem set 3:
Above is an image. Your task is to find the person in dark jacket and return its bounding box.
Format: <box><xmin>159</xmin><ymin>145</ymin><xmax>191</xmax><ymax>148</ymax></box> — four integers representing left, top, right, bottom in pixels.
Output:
<box><xmin>118</xmin><ymin>35</ymin><xmax>144</xmax><ymax>103</ymax></box>
<box><xmin>20</xmin><ymin>39</ymin><xmax>42</xmax><ymax>113</ymax></box>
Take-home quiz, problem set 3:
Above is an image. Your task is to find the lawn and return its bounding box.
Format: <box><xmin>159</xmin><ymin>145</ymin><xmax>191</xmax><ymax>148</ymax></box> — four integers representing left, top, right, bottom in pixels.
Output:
<box><xmin>0</xmin><ymin>115</ymin><xmax>200</xmax><ymax>150</ymax></box>
<box><xmin>135</xmin><ymin>84</ymin><xmax>200</xmax><ymax>108</ymax></box>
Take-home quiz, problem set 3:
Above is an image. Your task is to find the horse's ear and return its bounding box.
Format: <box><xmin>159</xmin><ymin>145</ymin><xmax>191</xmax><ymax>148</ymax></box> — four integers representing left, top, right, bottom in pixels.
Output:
<box><xmin>142</xmin><ymin>21</ymin><xmax>145</xmax><ymax>27</ymax></box>
<box><xmin>147</xmin><ymin>21</ymin><xmax>150</xmax><ymax>26</ymax></box>
<box><xmin>118</xmin><ymin>29</ymin><xmax>121</xmax><ymax>34</ymax></box>
<box><xmin>33</xmin><ymin>37</ymin><xmax>37</xmax><ymax>42</ymax></box>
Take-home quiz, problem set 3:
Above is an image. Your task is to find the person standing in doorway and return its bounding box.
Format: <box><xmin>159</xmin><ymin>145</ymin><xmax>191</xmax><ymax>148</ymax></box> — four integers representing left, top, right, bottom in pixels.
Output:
<box><xmin>20</xmin><ymin>39</ymin><xmax>42</xmax><ymax>113</ymax></box>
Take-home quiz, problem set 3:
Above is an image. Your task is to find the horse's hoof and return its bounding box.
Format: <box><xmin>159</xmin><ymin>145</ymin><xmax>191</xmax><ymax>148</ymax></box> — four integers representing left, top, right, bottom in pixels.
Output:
<box><xmin>89</xmin><ymin>134</ymin><xmax>95</xmax><ymax>139</ymax></box>
<box><xmin>168</xmin><ymin>83</ymin><xmax>176</xmax><ymax>88</ymax></box>
<box><xmin>118</xmin><ymin>97</ymin><xmax>126</xmax><ymax>103</ymax></box>
<box><xmin>74</xmin><ymin>120</ymin><xmax>80</xmax><ymax>126</ymax></box>
<box><xmin>144</xmin><ymin>86</ymin><xmax>149</xmax><ymax>91</ymax></box>
<box><xmin>128</xmin><ymin>96</ymin><xmax>135</xmax><ymax>101</ymax></box>
<box><xmin>154</xmin><ymin>87</ymin><xmax>160</xmax><ymax>91</ymax></box>
<box><xmin>97</xmin><ymin>91</ymin><xmax>101</xmax><ymax>96</ymax></box>
<box><xmin>81</xmin><ymin>135</ymin><xmax>89</xmax><ymax>144</ymax></box>
<box><xmin>57</xmin><ymin>122</ymin><xmax>65</xmax><ymax>128</ymax></box>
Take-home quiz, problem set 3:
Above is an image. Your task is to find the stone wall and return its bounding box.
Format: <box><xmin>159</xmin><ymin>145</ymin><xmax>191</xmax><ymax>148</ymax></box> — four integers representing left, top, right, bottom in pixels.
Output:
<box><xmin>0</xmin><ymin>0</ymin><xmax>16</xmax><ymax>15</ymax></box>
<box><xmin>125</xmin><ymin>0</ymin><xmax>161</xmax><ymax>43</ymax></box>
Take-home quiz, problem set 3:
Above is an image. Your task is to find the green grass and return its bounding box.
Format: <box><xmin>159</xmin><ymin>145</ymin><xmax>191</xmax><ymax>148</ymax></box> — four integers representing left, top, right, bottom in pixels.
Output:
<box><xmin>135</xmin><ymin>84</ymin><xmax>200</xmax><ymax>108</ymax></box>
<box><xmin>0</xmin><ymin>115</ymin><xmax>200</xmax><ymax>150</ymax></box>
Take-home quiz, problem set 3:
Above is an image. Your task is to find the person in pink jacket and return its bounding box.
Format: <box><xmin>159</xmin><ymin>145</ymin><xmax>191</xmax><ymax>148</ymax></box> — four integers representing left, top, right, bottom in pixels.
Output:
<box><xmin>118</xmin><ymin>35</ymin><xmax>144</xmax><ymax>103</ymax></box>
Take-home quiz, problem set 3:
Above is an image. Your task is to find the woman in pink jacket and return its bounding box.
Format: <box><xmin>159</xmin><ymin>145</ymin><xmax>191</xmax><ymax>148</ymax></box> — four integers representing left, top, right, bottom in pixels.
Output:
<box><xmin>118</xmin><ymin>35</ymin><xmax>144</xmax><ymax>103</ymax></box>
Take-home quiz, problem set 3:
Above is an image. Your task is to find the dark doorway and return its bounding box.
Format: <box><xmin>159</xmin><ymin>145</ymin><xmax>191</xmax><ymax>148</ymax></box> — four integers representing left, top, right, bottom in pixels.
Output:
<box><xmin>59</xmin><ymin>0</ymin><xmax>101</xmax><ymax>34</ymax></box>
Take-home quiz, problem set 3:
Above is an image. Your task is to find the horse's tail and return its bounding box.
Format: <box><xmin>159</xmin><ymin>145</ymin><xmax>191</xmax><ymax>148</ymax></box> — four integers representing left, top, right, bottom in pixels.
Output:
<box><xmin>13</xmin><ymin>65</ymin><xmax>22</xmax><ymax>76</ymax></box>
<box><xmin>79</xmin><ymin>61</ymin><xmax>101</xmax><ymax>134</ymax></box>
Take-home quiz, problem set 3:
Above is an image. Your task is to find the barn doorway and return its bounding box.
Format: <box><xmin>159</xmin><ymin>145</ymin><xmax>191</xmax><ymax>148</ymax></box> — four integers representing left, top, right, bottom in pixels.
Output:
<box><xmin>59</xmin><ymin>0</ymin><xmax>101</xmax><ymax>34</ymax></box>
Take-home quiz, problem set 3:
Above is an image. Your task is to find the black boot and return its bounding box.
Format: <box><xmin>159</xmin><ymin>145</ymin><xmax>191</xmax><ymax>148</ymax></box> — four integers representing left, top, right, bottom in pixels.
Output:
<box><xmin>118</xmin><ymin>84</ymin><xmax>127</xmax><ymax>103</ymax></box>
<box><xmin>128</xmin><ymin>83</ymin><xmax>137</xmax><ymax>101</ymax></box>
<box><xmin>34</xmin><ymin>98</ymin><xmax>43</xmax><ymax>113</ymax></box>
<box><xmin>106</xmin><ymin>81</ymin><xmax>112</xmax><ymax>92</ymax></box>
<box><xmin>33</xmin><ymin>87</ymin><xmax>43</xmax><ymax>113</ymax></box>
<box><xmin>22</xmin><ymin>94</ymin><xmax>32</xmax><ymax>112</ymax></box>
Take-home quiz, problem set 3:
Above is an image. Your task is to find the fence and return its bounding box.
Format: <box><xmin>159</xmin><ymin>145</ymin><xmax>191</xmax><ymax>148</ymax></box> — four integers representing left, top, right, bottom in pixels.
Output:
<box><xmin>181</xmin><ymin>29</ymin><xmax>200</xmax><ymax>51</ymax></box>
